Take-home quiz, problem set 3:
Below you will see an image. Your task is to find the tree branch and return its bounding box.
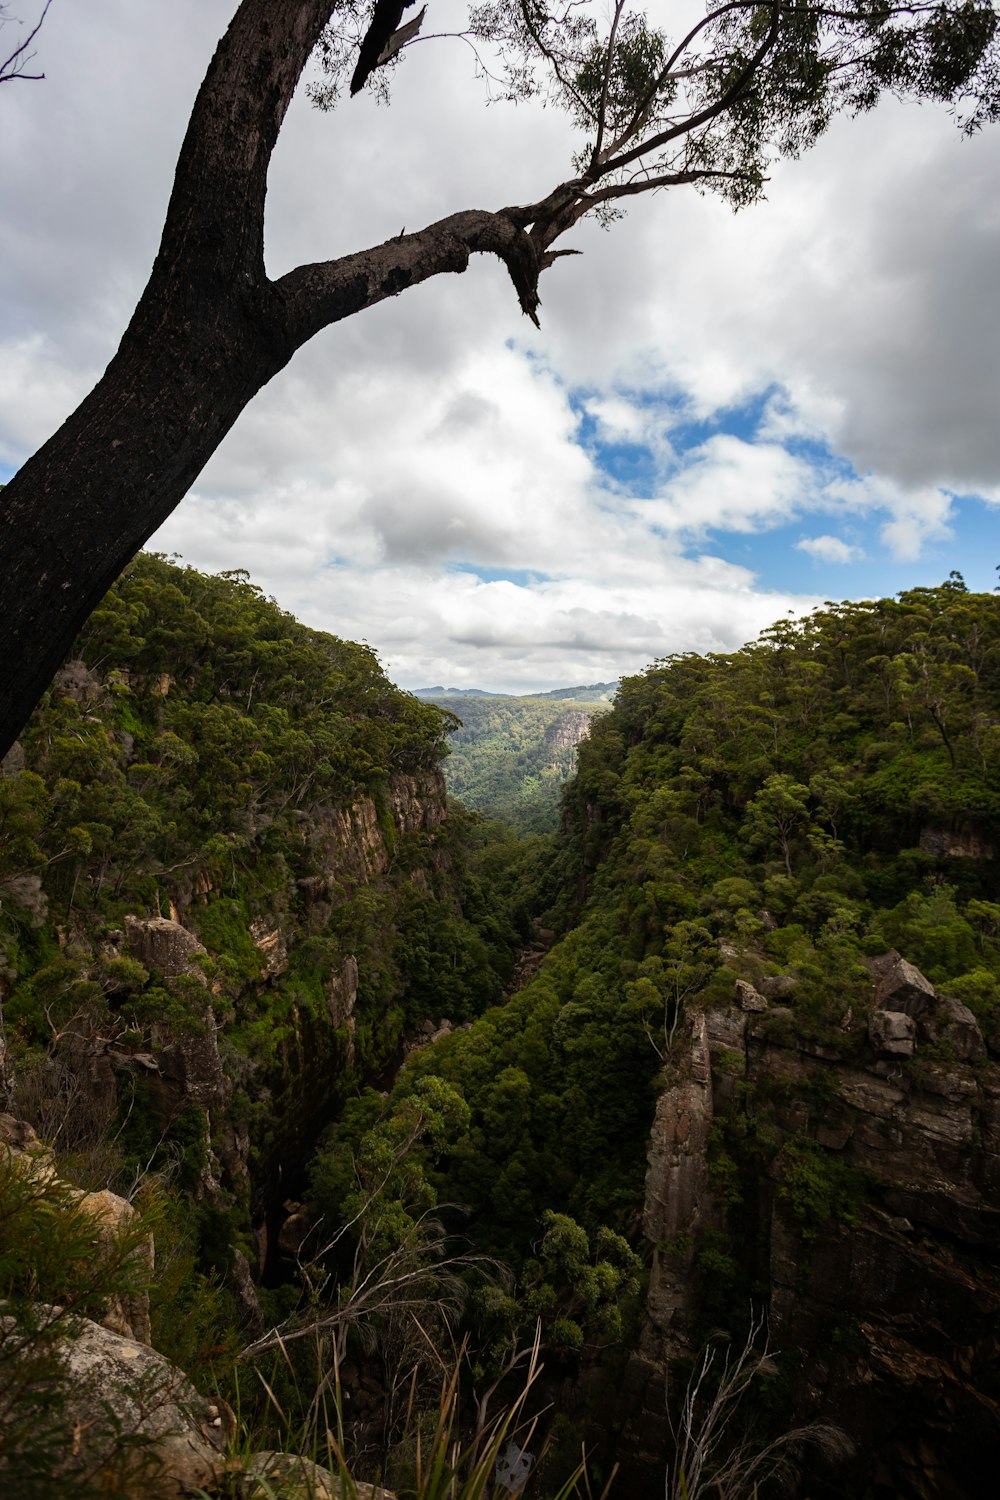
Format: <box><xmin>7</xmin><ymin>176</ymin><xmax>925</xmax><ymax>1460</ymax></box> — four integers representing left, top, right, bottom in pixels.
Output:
<box><xmin>0</xmin><ymin>0</ymin><xmax>51</xmax><ymax>85</ymax></box>
<box><xmin>275</xmin><ymin>206</ymin><xmax>549</xmax><ymax>334</ymax></box>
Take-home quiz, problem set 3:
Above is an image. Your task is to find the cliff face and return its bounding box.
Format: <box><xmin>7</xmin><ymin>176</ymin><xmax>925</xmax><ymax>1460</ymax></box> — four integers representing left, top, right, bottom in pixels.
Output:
<box><xmin>544</xmin><ymin>708</ymin><xmax>596</xmax><ymax>755</ymax></box>
<box><xmin>630</xmin><ymin>956</ymin><xmax>1000</xmax><ymax>1498</ymax></box>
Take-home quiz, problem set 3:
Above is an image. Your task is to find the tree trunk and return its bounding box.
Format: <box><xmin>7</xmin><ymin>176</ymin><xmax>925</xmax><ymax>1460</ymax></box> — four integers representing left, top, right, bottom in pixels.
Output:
<box><xmin>0</xmin><ymin>300</ymin><xmax>294</xmax><ymax>759</ymax></box>
<box><xmin>0</xmin><ymin>0</ymin><xmax>542</xmax><ymax>760</ymax></box>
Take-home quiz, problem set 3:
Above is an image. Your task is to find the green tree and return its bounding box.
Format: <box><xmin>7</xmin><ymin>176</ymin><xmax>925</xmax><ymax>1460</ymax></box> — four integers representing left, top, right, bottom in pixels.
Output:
<box><xmin>742</xmin><ymin>773</ymin><xmax>814</xmax><ymax>877</ymax></box>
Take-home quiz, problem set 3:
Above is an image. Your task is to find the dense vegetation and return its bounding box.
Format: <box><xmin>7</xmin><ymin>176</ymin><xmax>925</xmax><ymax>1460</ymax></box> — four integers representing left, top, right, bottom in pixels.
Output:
<box><xmin>0</xmin><ymin>556</ymin><xmax>525</xmax><ymax>1410</ymax></box>
<box><xmin>3</xmin><ymin>564</ymin><xmax>1000</xmax><ymax>1496</ymax></box>
<box><xmin>429</xmin><ymin>693</ymin><xmax>610</xmax><ymax>832</ymax></box>
<box><xmin>316</xmin><ymin>576</ymin><xmax>1000</xmax><ymax>1486</ymax></box>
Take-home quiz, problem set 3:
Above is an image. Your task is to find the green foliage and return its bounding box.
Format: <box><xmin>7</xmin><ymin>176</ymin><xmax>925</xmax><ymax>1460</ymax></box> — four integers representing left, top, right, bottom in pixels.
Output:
<box><xmin>431</xmin><ymin>694</ymin><xmax>609</xmax><ymax>833</ymax></box>
<box><xmin>0</xmin><ymin>1149</ymin><xmax>161</xmax><ymax>1498</ymax></box>
<box><xmin>775</xmin><ymin>1136</ymin><xmax>866</xmax><ymax>1241</ymax></box>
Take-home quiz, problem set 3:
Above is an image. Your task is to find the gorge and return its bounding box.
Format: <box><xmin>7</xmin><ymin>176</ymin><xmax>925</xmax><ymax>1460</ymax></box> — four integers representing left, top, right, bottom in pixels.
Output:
<box><xmin>1</xmin><ymin>557</ymin><xmax>998</xmax><ymax>1498</ymax></box>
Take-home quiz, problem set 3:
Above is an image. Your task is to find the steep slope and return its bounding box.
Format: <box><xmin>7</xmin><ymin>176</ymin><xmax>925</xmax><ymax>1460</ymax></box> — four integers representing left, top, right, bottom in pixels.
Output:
<box><xmin>431</xmin><ymin>693</ymin><xmax>610</xmax><ymax>831</ymax></box>
<box><xmin>358</xmin><ymin>578</ymin><xmax>1000</xmax><ymax>1497</ymax></box>
<box><xmin>0</xmin><ymin>554</ymin><xmax>519</xmax><ymax>1313</ymax></box>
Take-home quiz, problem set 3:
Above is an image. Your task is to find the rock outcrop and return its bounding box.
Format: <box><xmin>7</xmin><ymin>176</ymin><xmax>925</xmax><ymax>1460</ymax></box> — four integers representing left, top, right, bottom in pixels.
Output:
<box><xmin>0</xmin><ymin>1114</ymin><xmax>153</xmax><ymax>1345</ymax></box>
<box><xmin>630</xmin><ymin>954</ymin><xmax>1000</xmax><ymax>1497</ymax></box>
<box><xmin>52</xmin><ymin>1315</ymin><xmax>233</xmax><ymax>1497</ymax></box>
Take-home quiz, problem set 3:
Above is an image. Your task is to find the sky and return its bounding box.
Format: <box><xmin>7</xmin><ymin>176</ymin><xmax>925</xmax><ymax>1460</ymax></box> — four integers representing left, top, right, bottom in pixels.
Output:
<box><xmin>2</xmin><ymin>1</ymin><xmax>999</xmax><ymax>694</ymax></box>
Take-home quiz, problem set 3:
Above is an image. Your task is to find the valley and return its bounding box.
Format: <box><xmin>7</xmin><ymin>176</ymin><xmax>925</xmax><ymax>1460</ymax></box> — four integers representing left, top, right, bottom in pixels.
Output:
<box><xmin>1</xmin><ymin>559</ymin><xmax>999</xmax><ymax>1498</ymax></box>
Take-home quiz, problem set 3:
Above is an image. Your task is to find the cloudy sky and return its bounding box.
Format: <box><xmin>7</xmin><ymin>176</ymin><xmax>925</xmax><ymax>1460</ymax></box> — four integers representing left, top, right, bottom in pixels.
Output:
<box><xmin>2</xmin><ymin>2</ymin><xmax>999</xmax><ymax>693</ymax></box>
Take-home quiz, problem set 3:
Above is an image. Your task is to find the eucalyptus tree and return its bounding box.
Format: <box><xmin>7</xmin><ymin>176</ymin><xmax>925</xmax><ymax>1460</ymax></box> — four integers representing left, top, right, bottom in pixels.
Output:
<box><xmin>2</xmin><ymin>0</ymin><xmax>998</xmax><ymax>757</ymax></box>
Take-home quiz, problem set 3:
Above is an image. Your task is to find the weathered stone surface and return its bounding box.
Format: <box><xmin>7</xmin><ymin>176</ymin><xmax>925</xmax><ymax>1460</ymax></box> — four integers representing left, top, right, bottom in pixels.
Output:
<box><xmin>250</xmin><ymin>918</ymin><xmax>289</xmax><ymax>980</ymax></box>
<box><xmin>704</xmin><ymin>1006</ymin><xmax>748</xmax><ymax>1055</ymax></box>
<box><xmin>56</xmin><ymin>1315</ymin><xmax>232</xmax><ymax>1496</ymax></box>
<box><xmin>52</xmin><ymin>659</ymin><xmax>104</xmax><ymax>706</ymax></box>
<box><xmin>919</xmin><ymin>825</ymin><xmax>995</xmax><ymax>860</ymax></box>
<box><xmin>327</xmin><ymin>955</ymin><xmax>359</xmax><ymax>1026</ymax></box>
<box><xmin>1</xmin><ymin>1116</ymin><xmax>154</xmax><ymax>1345</ymax></box>
<box><xmin>147</xmin><ymin>1010</ymin><xmax>226</xmax><ymax>1116</ymax></box>
<box><xmin>734</xmin><ymin>977</ymin><xmax>768</xmax><ymax>1012</ymax></box>
<box><xmin>78</xmin><ymin>1188</ymin><xmax>153</xmax><ymax>1344</ymax></box>
<box><xmin>869</xmin><ymin>1008</ymin><xmax>917</xmax><ymax>1057</ymax></box>
<box><xmin>125</xmin><ymin>915</ymin><xmax>208</xmax><ymax>984</ymax></box>
<box><xmin>0</xmin><ymin>1112</ymin><xmax>53</xmax><ymax>1165</ymax></box>
<box><xmin>635</xmin><ymin>944</ymin><xmax>1000</xmax><ymax>1496</ymax></box>
<box><xmin>243</xmin><ymin>1451</ymin><xmax>395</xmax><ymax>1499</ymax></box>
<box><xmin>759</xmin><ymin>973</ymin><xmax>796</xmax><ymax>1000</ymax></box>
<box><xmin>0</xmin><ymin>737</ymin><xmax>25</xmax><ymax>775</ymax></box>
<box><xmin>230</xmin><ymin>1248</ymin><xmax>265</xmax><ymax>1337</ymax></box>
<box><xmin>868</xmin><ymin>952</ymin><xmax>936</xmax><ymax>1017</ymax></box>
<box><xmin>643</xmin><ymin>1014</ymin><xmax>713</xmax><ymax>1244</ymax></box>
<box><xmin>922</xmin><ymin>995</ymin><xmax>987</xmax><ymax>1062</ymax></box>
<box><xmin>544</xmin><ymin>707</ymin><xmax>594</xmax><ymax>753</ymax></box>
<box><xmin>312</xmin><ymin>773</ymin><xmax>448</xmax><ymax>889</ymax></box>
<box><xmin>277</xmin><ymin>1200</ymin><xmax>312</xmax><ymax>1260</ymax></box>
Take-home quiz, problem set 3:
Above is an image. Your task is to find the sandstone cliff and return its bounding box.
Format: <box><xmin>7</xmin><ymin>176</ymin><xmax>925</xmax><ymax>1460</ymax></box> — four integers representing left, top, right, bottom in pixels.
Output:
<box><xmin>627</xmin><ymin>955</ymin><xmax>1000</xmax><ymax>1498</ymax></box>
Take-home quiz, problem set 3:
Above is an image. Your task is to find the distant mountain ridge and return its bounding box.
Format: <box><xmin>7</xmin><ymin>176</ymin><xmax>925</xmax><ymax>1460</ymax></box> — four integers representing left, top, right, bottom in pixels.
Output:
<box><xmin>413</xmin><ymin>680</ymin><xmax>617</xmax><ymax>703</ymax></box>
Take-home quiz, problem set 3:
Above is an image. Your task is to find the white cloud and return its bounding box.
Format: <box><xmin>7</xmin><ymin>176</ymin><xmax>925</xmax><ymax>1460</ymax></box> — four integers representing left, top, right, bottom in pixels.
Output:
<box><xmin>795</xmin><ymin>535</ymin><xmax>864</xmax><ymax>564</ymax></box>
<box><xmin>642</xmin><ymin>436</ymin><xmax>815</xmax><ymax>536</ymax></box>
<box><xmin>2</xmin><ymin>3</ymin><xmax>997</xmax><ymax>691</ymax></box>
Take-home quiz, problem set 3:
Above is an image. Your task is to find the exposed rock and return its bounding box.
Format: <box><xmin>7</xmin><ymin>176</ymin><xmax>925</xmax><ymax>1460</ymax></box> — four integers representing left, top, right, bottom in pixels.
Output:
<box><xmin>147</xmin><ymin>1009</ymin><xmax>226</xmax><ymax>1117</ymax></box>
<box><xmin>0</xmin><ymin>1115</ymin><xmax>154</xmax><ymax>1345</ymax></box>
<box><xmin>78</xmin><ymin>1188</ymin><xmax>154</xmax><ymax>1344</ymax></box>
<box><xmin>704</xmin><ymin>1006</ymin><xmax>748</xmax><ymax>1056</ymax></box>
<box><xmin>922</xmin><ymin>995</ymin><xmax>987</xmax><ymax>1062</ymax></box>
<box><xmin>868</xmin><ymin>952</ymin><xmax>936</xmax><ymax>1017</ymax></box>
<box><xmin>403</xmin><ymin>1017</ymin><xmax>456</xmax><ymax>1059</ymax></box>
<box><xmin>0</xmin><ymin>1112</ymin><xmax>53</xmax><ymax>1165</ymax></box>
<box><xmin>243</xmin><ymin>1451</ymin><xmax>395</xmax><ymax>1499</ymax></box>
<box><xmin>327</xmin><ymin>954</ymin><xmax>359</xmax><ymax>1026</ymax></box>
<box><xmin>760</xmin><ymin>973</ymin><xmax>796</xmax><ymax>1000</ymax></box>
<box><xmin>230</xmin><ymin>1248</ymin><xmax>265</xmax><ymax>1337</ymax></box>
<box><xmin>642</xmin><ymin>1014</ymin><xmax>715</xmax><ymax>1357</ymax></box>
<box><xmin>0</xmin><ymin>738</ymin><xmax>25</xmax><ymax>775</ymax></box>
<box><xmin>125</xmin><ymin>915</ymin><xmax>208</xmax><ymax>984</ymax></box>
<box><xmin>920</xmin><ymin>826</ymin><xmax>995</xmax><ymax>861</ymax></box>
<box><xmin>544</xmin><ymin>708</ymin><xmax>595</xmax><ymax>753</ymax></box>
<box><xmin>55</xmin><ymin>1314</ymin><xmax>232</xmax><ymax>1497</ymax></box>
<box><xmin>311</xmin><ymin>773</ymin><xmax>447</xmax><ymax>892</ymax></box>
<box><xmin>277</xmin><ymin>1201</ymin><xmax>312</xmax><ymax>1260</ymax></box>
<box><xmin>643</xmin><ymin>1014</ymin><xmax>714</xmax><ymax>1244</ymax></box>
<box><xmin>52</xmin><ymin>659</ymin><xmax>104</xmax><ymax>707</ymax></box>
<box><xmin>734</xmin><ymin>977</ymin><xmax>768</xmax><ymax>1012</ymax></box>
<box><xmin>869</xmin><ymin>1008</ymin><xmax>917</xmax><ymax>1057</ymax></box>
<box><xmin>250</xmin><ymin>919</ymin><xmax>289</xmax><ymax>980</ymax></box>
<box><xmin>633</xmin><ymin>948</ymin><xmax>1000</xmax><ymax>1493</ymax></box>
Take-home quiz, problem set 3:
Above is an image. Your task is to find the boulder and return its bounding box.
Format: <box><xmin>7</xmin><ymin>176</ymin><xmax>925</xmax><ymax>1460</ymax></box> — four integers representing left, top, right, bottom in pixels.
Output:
<box><xmin>125</xmin><ymin>915</ymin><xmax>208</xmax><ymax>984</ymax></box>
<box><xmin>922</xmin><ymin>995</ymin><xmax>987</xmax><ymax>1063</ymax></box>
<box><xmin>77</xmin><ymin>1188</ymin><xmax>154</xmax><ymax>1344</ymax></box>
<box><xmin>55</xmin><ymin>1315</ymin><xmax>232</xmax><ymax>1496</ymax></box>
<box><xmin>243</xmin><ymin>1451</ymin><xmax>395</xmax><ymax>1499</ymax></box>
<box><xmin>1</xmin><ymin>1115</ymin><xmax>154</xmax><ymax>1345</ymax></box>
<box><xmin>868</xmin><ymin>1008</ymin><xmax>917</xmax><ymax>1058</ymax></box>
<box><xmin>734</xmin><ymin>978</ymin><xmax>768</xmax><ymax>1012</ymax></box>
<box><xmin>867</xmin><ymin>953</ymin><xmax>935</xmax><ymax>1017</ymax></box>
<box><xmin>759</xmin><ymin>974</ymin><xmax>796</xmax><ymax>1000</ymax></box>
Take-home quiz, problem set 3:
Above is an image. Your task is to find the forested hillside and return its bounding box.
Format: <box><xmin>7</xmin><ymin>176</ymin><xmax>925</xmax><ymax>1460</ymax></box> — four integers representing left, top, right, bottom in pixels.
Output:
<box><xmin>3</xmin><ymin>567</ymin><xmax>1000</xmax><ymax>1498</ymax></box>
<box><xmin>339</xmin><ymin>576</ymin><xmax>1000</xmax><ymax>1496</ymax></box>
<box><xmin>430</xmin><ymin>693</ymin><xmax>610</xmax><ymax>831</ymax></box>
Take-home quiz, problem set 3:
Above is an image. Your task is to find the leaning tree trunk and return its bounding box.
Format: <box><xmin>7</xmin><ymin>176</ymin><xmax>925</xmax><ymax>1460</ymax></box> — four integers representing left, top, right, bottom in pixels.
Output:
<box><xmin>0</xmin><ymin>298</ymin><xmax>296</xmax><ymax>760</ymax></box>
<box><xmin>0</xmin><ymin>0</ymin><xmax>559</xmax><ymax>761</ymax></box>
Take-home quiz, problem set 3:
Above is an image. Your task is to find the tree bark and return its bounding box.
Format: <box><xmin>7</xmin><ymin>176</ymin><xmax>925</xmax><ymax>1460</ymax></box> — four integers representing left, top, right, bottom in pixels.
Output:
<box><xmin>0</xmin><ymin>0</ymin><xmax>541</xmax><ymax>759</ymax></box>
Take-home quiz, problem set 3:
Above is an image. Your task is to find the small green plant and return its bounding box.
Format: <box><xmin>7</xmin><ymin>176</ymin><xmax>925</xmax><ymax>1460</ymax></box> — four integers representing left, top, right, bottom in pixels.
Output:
<box><xmin>0</xmin><ymin>1146</ymin><xmax>162</xmax><ymax>1498</ymax></box>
